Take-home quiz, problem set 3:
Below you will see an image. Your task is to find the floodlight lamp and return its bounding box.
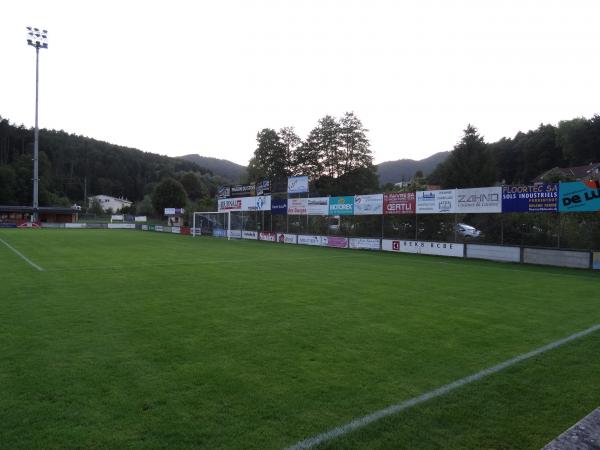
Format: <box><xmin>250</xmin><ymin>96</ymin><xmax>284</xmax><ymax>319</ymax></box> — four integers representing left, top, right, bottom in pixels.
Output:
<box><xmin>27</xmin><ymin>26</ymin><xmax>48</xmax><ymax>48</ymax></box>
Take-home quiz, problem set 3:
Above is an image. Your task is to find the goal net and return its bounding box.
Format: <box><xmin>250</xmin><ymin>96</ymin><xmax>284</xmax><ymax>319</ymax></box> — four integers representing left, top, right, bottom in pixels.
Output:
<box><xmin>192</xmin><ymin>211</ymin><xmax>244</xmax><ymax>239</ymax></box>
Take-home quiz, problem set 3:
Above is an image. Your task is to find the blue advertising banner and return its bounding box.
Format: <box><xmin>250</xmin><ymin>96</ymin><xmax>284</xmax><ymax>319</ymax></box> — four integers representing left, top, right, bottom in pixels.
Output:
<box><xmin>271</xmin><ymin>198</ymin><xmax>288</xmax><ymax>215</ymax></box>
<box><xmin>328</xmin><ymin>196</ymin><xmax>354</xmax><ymax>215</ymax></box>
<box><xmin>559</xmin><ymin>180</ymin><xmax>600</xmax><ymax>212</ymax></box>
<box><xmin>502</xmin><ymin>184</ymin><xmax>558</xmax><ymax>212</ymax></box>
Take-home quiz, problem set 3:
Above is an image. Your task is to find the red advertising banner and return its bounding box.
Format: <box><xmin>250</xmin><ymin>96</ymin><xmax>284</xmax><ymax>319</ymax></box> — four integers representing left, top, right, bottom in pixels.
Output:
<box><xmin>383</xmin><ymin>192</ymin><xmax>415</xmax><ymax>215</ymax></box>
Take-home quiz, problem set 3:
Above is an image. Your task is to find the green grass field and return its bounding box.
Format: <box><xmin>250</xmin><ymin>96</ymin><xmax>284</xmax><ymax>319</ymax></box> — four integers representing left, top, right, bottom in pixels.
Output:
<box><xmin>1</xmin><ymin>229</ymin><xmax>599</xmax><ymax>449</ymax></box>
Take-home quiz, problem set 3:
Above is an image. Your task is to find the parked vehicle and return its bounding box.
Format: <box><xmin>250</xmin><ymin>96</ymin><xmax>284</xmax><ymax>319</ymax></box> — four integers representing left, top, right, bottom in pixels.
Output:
<box><xmin>455</xmin><ymin>223</ymin><xmax>481</xmax><ymax>238</ymax></box>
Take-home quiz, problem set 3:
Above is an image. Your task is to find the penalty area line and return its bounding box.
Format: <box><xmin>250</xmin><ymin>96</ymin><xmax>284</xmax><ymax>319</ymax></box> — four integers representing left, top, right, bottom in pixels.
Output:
<box><xmin>0</xmin><ymin>237</ymin><xmax>44</xmax><ymax>272</ymax></box>
<box><xmin>285</xmin><ymin>323</ymin><xmax>600</xmax><ymax>450</ymax></box>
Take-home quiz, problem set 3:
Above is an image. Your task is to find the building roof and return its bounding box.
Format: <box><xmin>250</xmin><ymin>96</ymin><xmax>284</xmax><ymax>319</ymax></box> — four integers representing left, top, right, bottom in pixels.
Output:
<box><xmin>534</xmin><ymin>163</ymin><xmax>600</xmax><ymax>183</ymax></box>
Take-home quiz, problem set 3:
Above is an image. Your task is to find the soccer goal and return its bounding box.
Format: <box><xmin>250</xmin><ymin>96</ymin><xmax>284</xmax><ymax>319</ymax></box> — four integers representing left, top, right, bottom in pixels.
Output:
<box><xmin>192</xmin><ymin>211</ymin><xmax>247</xmax><ymax>240</ymax></box>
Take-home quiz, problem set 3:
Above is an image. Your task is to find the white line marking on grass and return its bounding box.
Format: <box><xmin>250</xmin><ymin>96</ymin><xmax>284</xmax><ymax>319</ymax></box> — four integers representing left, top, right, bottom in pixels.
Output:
<box><xmin>0</xmin><ymin>237</ymin><xmax>44</xmax><ymax>272</ymax></box>
<box><xmin>285</xmin><ymin>323</ymin><xmax>600</xmax><ymax>450</ymax></box>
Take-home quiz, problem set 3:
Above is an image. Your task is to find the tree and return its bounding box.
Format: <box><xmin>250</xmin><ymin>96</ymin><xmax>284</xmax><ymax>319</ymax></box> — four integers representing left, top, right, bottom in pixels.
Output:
<box><xmin>179</xmin><ymin>172</ymin><xmax>203</xmax><ymax>200</ymax></box>
<box><xmin>279</xmin><ymin>127</ymin><xmax>301</xmax><ymax>175</ymax></box>
<box><xmin>315</xmin><ymin>115</ymin><xmax>342</xmax><ymax>178</ymax></box>
<box><xmin>136</xmin><ymin>195</ymin><xmax>154</xmax><ymax>216</ymax></box>
<box><xmin>151</xmin><ymin>177</ymin><xmax>187</xmax><ymax>215</ymax></box>
<box><xmin>248</xmin><ymin>128</ymin><xmax>288</xmax><ymax>181</ymax></box>
<box><xmin>430</xmin><ymin>125</ymin><xmax>496</xmax><ymax>188</ymax></box>
<box><xmin>339</xmin><ymin>112</ymin><xmax>372</xmax><ymax>174</ymax></box>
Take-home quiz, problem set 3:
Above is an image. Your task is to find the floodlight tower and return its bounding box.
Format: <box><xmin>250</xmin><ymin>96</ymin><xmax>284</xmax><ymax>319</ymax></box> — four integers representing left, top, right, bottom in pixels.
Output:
<box><xmin>26</xmin><ymin>27</ymin><xmax>48</xmax><ymax>223</ymax></box>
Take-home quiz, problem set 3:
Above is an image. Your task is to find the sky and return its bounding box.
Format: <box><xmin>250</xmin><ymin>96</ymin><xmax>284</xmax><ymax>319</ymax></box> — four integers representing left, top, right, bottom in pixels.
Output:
<box><xmin>2</xmin><ymin>0</ymin><xmax>600</xmax><ymax>166</ymax></box>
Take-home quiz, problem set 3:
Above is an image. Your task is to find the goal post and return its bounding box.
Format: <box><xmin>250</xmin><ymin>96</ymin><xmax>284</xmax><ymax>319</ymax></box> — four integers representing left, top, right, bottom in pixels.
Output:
<box><xmin>192</xmin><ymin>211</ymin><xmax>231</xmax><ymax>239</ymax></box>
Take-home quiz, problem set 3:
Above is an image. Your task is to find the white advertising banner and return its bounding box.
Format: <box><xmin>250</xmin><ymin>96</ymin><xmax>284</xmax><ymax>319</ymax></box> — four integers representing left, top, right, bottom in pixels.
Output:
<box><xmin>171</xmin><ymin>226</ymin><xmax>181</xmax><ymax>234</ymax></box>
<box><xmin>142</xmin><ymin>224</ymin><xmax>148</xmax><ymax>231</ymax></box>
<box><xmin>298</xmin><ymin>235</ymin><xmax>324</xmax><ymax>246</ymax></box>
<box><xmin>65</xmin><ymin>223</ymin><xmax>86</xmax><ymax>228</ymax></box>
<box><xmin>277</xmin><ymin>233</ymin><xmax>298</xmax><ymax>244</ymax></box>
<box><xmin>354</xmin><ymin>194</ymin><xmax>383</xmax><ymax>215</ymax></box>
<box><xmin>306</xmin><ymin>197</ymin><xmax>329</xmax><ymax>215</ymax></box>
<box><xmin>241</xmin><ymin>195</ymin><xmax>272</xmax><ymax>211</ymax></box>
<box><xmin>416</xmin><ymin>190</ymin><xmax>456</xmax><ymax>214</ymax></box>
<box><xmin>288</xmin><ymin>198</ymin><xmax>308</xmax><ymax>215</ymax></box>
<box><xmin>383</xmin><ymin>239</ymin><xmax>464</xmax><ymax>257</ymax></box>
<box><xmin>229</xmin><ymin>229</ymin><xmax>242</xmax><ymax>239</ymax></box>
<box><xmin>111</xmin><ymin>214</ymin><xmax>124</xmax><ymax>221</ymax></box>
<box><xmin>135</xmin><ymin>216</ymin><xmax>147</xmax><ymax>222</ymax></box>
<box><xmin>259</xmin><ymin>232</ymin><xmax>276</xmax><ymax>242</ymax></box>
<box><xmin>155</xmin><ymin>225</ymin><xmax>164</xmax><ymax>232</ymax></box>
<box><xmin>288</xmin><ymin>176</ymin><xmax>309</xmax><ymax>193</ymax></box>
<box><xmin>107</xmin><ymin>223</ymin><xmax>136</xmax><ymax>229</ymax></box>
<box><xmin>218</xmin><ymin>198</ymin><xmax>243</xmax><ymax>212</ymax></box>
<box><xmin>349</xmin><ymin>238</ymin><xmax>381</xmax><ymax>250</ymax></box>
<box><xmin>242</xmin><ymin>230</ymin><xmax>258</xmax><ymax>240</ymax></box>
<box><xmin>455</xmin><ymin>187</ymin><xmax>502</xmax><ymax>213</ymax></box>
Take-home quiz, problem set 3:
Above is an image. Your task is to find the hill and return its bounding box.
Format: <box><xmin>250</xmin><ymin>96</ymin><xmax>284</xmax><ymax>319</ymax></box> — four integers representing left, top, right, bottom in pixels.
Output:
<box><xmin>376</xmin><ymin>151</ymin><xmax>450</xmax><ymax>185</ymax></box>
<box><xmin>180</xmin><ymin>154</ymin><xmax>247</xmax><ymax>182</ymax></box>
<box><xmin>0</xmin><ymin>116</ymin><xmax>219</xmax><ymax>206</ymax></box>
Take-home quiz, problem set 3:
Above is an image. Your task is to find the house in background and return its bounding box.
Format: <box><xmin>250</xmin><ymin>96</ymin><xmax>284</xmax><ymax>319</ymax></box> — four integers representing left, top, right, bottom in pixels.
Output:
<box><xmin>534</xmin><ymin>162</ymin><xmax>600</xmax><ymax>183</ymax></box>
<box><xmin>88</xmin><ymin>195</ymin><xmax>132</xmax><ymax>212</ymax></box>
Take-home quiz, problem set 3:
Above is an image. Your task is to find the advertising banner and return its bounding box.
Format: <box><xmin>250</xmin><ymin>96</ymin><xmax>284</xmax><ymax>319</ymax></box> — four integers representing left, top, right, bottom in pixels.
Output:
<box><xmin>135</xmin><ymin>216</ymin><xmax>147</xmax><ymax>222</ymax></box>
<box><xmin>149</xmin><ymin>224</ymin><xmax>156</xmax><ymax>231</ymax></box>
<box><xmin>288</xmin><ymin>198</ymin><xmax>308</xmax><ymax>215</ymax></box>
<box><xmin>306</xmin><ymin>197</ymin><xmax>329</xmax><ymax>215</ymax></box>
<box><xmin>416</xmin><ymin>190</ymin><xmax>456</xmax><ymax>214</ymax></box>
<box><xmin>271</xmin><ymin>199</ymin><xmax>288</xmax><ymax>215</ymax></box>
<box><xmin>162</xmin><ymin>226</ymin><xmax>172</xmax><ymax>233</ymax></box>
<box><xmin>383</xmin><ymin>192</ymin><xmax>416</xmax><ymax>215</ymax></box>
<box><xmin>108</xmin><ymin>223</ymin><xmax>136</xmax><ymax>229</ymax></box>
<box><xmin>111</xmin><ymin>214</ymin><xmax>124</xmax><ymax>221</ymax></box>
<box><xmin>217</xmin><ymin>185</ymin><xmax>231</xmax><ymax>199</ymax></box>
<box><xmin>241</xmin><ymin>195</ymin><xmax>272</xmax><ymax>211</ymax></box>
<box><xmin>354</xmin><ymin>194</ymin><xmax>383</xmax><ymax>215</ymax></box>
<box><xmin>171</xmin><ymin>227</ymin><xmax>181</xmax><ymax>234</ymax></box>
<box><xmin>594</xmin><ymin>252</ymin><xmax>600</xmax><ymax>270</ymax></box>
<box><xmin>142</xmin><ymin>224</ymin><xmax>148</xmax><ymax>231</ymax></box>
<box><xmin>383</xmin><ymin>239</ymin><xmax>464</xmax><ymax>257</ymax></box>
<box><xmin>164</xmin><ymin>208</ymin><xmax>184</xmax><ymax>215</ymax></box>
<box><xmin>559</xmin><ymin>180</ymin><xmax>600</xmax><ymax>212</ymax></box>
<box><xmin>288</xmin><ymin>176</ymin><xmax>309</xmax><ymax>194</ymax></box>
<box><xmin>502</xmin><ymin>184</ymin><xmax>559</xmax><ymax>212</ymax></box>
<box><xmin>218</xmin><ymin>198</ymin><xmax>243</xmax><ymax>212</ymax></box>
<box><xmin>229</xmin><ymin>229</ymin><xmax>242</xmax><ymax>238</ymax></box>
<box><xmin>65</xmin><ymin>223</ymin><xmax>86</xmax><ymax>228</ymax></box>
<box><xmin>259</xmin><ymin>232</ymin><xmax>276</xmax><ymax>242</ymax></box>
<box><xmin>231</xmin><ymin>184</ymin><xmax>256</xmax><ymax>197</ymax></box>
<box><xmin>242</xmin><ymin>230</ymin><xmax>258</xmax><ymax>240</ymax></box>
<box><xmin>329</xmin><ymin>196</ymin><xmax>354</xmax><ymax>215</ymax></box>
<box><xmin>298</xmin><ymin>235</ymin><xmax>324</xmax><ymax>246</ymax></box>
<box><xmin>324</xmin><ymin>236</ymin><xmax>348</xmax><ymax>248</ymax></box>
<box><xmin>213</xmin><ymin>228</ymin><xmax>226</xmax><ymax>237</ymax></box>
<box><xmin>277</xmin><ymin>233</ymin><xmax>298</xmax><ymax>244</ymax></box>
<box><xmin>455</xmin><ymin>187</ymin><xmax>502</xmax><ymax>213</ymax></box>
<box><xmin>256</xmin><ymin>179</ymin><xmax>271</xmax><ymax>196</ymax></box>
<box><xmin>349</xmin><ymin>238</ymin><xmax>380</xmax><ymax>250</ymax></box>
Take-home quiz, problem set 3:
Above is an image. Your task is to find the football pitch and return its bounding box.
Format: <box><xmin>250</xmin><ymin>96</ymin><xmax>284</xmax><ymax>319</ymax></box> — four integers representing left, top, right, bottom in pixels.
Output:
<box><xmin>1</xmin><ymin>229</ymin><xmax>599</xmax><ymax>449</ymax></box>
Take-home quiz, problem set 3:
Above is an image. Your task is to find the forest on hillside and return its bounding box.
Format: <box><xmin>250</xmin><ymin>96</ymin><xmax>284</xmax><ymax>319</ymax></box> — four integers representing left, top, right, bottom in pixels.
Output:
<box><xmin>0</xmin><ymin>116</ymin><xmax>229</xmax><ymax>208</ymax></box>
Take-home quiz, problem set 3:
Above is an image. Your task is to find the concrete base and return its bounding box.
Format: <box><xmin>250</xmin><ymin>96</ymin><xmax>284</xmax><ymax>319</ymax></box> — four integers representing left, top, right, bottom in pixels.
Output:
<box><xmin>542</xmin><ymin>408</ymin><xmax>600</xmax><ymax>449</ymax></box>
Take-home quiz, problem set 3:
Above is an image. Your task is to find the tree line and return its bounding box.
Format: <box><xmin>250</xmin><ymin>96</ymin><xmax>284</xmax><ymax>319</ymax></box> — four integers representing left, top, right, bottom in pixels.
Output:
<box><xmin>429</xmin><ymin>116</ymin><xmax>600</xmax><ymax>189</ymax></box>
<box><xmin>247</xmin><ymin>112</ymin><xmax>379</xmax><ymax>195</ymax></box>
<box><xmin>0</xmin><ymin>116</ymin><xmax>226</xmax><ymax>214</ymax></box>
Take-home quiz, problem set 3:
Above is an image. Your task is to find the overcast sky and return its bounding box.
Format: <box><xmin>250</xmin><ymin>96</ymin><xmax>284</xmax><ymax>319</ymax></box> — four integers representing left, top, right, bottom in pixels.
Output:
<box><xmin>2</xmin><ymin>0</ymin><xmax>599</xmax><ymax>166</ymax></box>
